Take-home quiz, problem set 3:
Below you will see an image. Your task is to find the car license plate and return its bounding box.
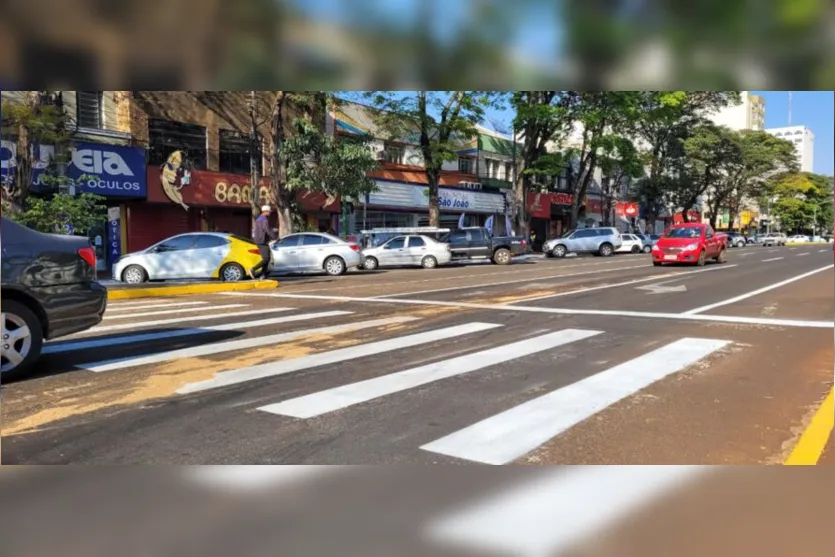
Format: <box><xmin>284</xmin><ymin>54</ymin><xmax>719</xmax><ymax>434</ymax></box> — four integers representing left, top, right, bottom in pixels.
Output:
<box><xmin>664</xmin><ymin>255</ymin><xmax>677</xmax><ymax>261</ymax></box>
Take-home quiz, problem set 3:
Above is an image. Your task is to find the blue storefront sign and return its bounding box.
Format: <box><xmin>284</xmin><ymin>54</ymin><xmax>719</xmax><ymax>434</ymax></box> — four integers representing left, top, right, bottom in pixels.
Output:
<box><xmin>0</xmin><ymin>140</ymin><xmax>146</xmax><ymax>198</ymax></box>
<box><xmin>70</xmin><ymin>142</ymin><xmax>147</xmax><ymax>198</ymax></box>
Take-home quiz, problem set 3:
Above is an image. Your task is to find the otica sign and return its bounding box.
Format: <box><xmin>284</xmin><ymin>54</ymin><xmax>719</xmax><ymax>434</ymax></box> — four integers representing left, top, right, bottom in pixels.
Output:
<box><xmin>70</xmin><ymin>142</ymin><xmax>147</xmax><ymax>198</ymax></box>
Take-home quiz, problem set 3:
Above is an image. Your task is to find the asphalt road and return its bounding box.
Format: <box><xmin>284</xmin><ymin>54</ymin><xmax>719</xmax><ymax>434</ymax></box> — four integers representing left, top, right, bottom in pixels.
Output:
<box><xmin>2</xmin><ymin>244</ymin><xmax>833</xmax><ymax>465</ymax></box>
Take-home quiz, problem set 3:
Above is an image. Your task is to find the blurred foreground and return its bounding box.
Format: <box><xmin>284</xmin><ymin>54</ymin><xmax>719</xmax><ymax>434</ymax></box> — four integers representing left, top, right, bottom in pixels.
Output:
<box><xmin>1</xmin><ymin>466</ymin><xmax>832</xmax><ymax>557</ymax></box>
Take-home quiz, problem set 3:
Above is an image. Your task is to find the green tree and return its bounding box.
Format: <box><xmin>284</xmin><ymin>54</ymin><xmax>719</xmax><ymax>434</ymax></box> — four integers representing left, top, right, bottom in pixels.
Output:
<box><xmin>362</xmin><ymin>91</ymin><xmax>496</xmax><ymax>227</ymax></box>
<box><xmin>598</xmin><ymin>135</ymin><xmax>643</xmax><ymax>226</ymax></box>
<box><xmin>771</xmin><ymin>172</ymin><xmax>834</xmax><ymax>234</ymax></box>
<box><xmin>629</xmin><ymin>91</ymin><xmax>740</xmax><ymax>230</ymax></box>
<box><xmin>10</xmin><ymin>192</ymin><xmax>107</xmax><ymax>235</ymax></box>
<box><xmin>1</xmin><ymin>91</ymin><xmax>77</xmax><ymax>212</ymax></box>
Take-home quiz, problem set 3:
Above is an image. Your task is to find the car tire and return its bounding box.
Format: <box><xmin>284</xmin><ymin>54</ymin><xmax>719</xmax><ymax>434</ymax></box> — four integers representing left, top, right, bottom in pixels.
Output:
<box><xmin>552</xmin><ymin>245</ymin><xmax>567</xmax><ymax>258</ymax></box>
<box><xmin>492</xmin><ymin>248</ymin><xmax>512</xmax><ymax>265</ymax></box>
<box><xmin>696</xmin><ymin>250</ymin><xmax>706</xmax><ymax>266</ymax></box>
<box><xmin>630</xmin><ymin>245</ymin><xmax>640</xmax><ymax>254</ymax></box>
<box><xmin>599</xmin><ymin>243</ymin><xmax>614</xmax><ymax>257</ymax></box>
<box><xmin>643</xmin><ymin>245</ymin><xmax>652</xmax><ymax>253</ymax></box>
<box><xmin>324</xmin><ymin>256</ymin><xmax>347</xmax><ymax>276</ymax></box>
<box><xmin>363</xmin><ymin>257</ymin><xmax>378</xmax><ymax>271</ymax></box>
<box><xmin>421</xmin><ymin>255</ymin><xmax>438</xmax><ymax>269</ymax></box>
<box><xmin>653</xmin><ymin>261</ymin><xmax>662</xmax><ymax>267</ymax></box>
<box><xmin>1</xmin><ymin>299</ymin><xmax>44</xmax><ymax>381</ymax></box>
<box><xmin>220</xmin><ymin>262</ymin><xmax>246</xmax><ymax>282</ymax></box>
<box><xmin>122</xmin><ymin>264</ymin><xmax>148</xmax><ymax>284</ymax></box>
<box><xmin>715</xmin><ymin>249</ymin><xmax>727</xmax><ymax>264</ymax></box>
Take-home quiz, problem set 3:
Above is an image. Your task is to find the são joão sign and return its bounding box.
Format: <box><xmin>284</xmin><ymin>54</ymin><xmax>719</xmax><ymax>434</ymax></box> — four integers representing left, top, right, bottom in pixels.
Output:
<box><xmin>70</xmin><ymin>143</ymin><xmax>147</xmax><ymax>197</ymax></box>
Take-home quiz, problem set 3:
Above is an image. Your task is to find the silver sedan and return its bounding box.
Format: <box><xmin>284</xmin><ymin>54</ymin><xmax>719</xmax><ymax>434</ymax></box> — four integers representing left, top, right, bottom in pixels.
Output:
<box><xmin>362</xmin><ymin>235</ymin><xmax>452</xmax><ymax>270</ymax></box>
<box><xmin>270</xmin><ymin>232</ymin><xmax>363</xmax><ymax>276</ymax></box>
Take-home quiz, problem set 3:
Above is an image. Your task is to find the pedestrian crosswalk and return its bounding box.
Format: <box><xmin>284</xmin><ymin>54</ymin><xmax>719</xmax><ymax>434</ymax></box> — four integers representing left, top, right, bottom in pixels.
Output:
<box><xmin>42</xmin><ymin>297</ymin><xmax>736</xmax><ymax>464</ymax></box>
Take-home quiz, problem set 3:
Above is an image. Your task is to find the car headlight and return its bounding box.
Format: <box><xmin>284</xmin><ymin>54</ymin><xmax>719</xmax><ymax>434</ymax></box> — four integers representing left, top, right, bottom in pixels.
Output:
<box><xmin>683</xmin><ymin>243</ymin><xmax>699</xmax><ymax>251</ymax></box>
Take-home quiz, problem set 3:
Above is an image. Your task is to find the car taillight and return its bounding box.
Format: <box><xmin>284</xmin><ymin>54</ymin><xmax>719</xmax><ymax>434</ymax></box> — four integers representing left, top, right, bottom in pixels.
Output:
<box><xmin>521</xmin><ymin>239</ymin><xmax>527</xmax><ymax>247</ymax></box>
<box><xmin>78</xmin><ymin>246</ymin><xmax>96</xmax><ymax>269</ymax></box>
<box><xmin>248</xmin><ymin>248</ymin><xmax>261</xmax><ymax>255</ymax></box>
<box><xmin>349</xmin><ymin>244</ymin><xmax>360</xmax><ymax>252</ymax></box>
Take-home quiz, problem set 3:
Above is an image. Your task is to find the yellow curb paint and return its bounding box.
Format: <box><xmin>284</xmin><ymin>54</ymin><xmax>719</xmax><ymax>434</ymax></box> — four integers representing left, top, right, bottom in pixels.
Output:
<box><xmin>784</xmin><ymin>387</ymin><xmax>834</xmax><ymax>466</ymax></box>
<box><xmin>107</xmin><ymin>280</ymin><xmax>279</xmax><ymax>301</ymax></box>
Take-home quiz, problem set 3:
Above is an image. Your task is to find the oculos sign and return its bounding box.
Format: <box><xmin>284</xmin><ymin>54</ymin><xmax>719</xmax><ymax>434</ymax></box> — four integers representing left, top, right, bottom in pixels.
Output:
<box><xmin>70</xmin><ymin>142</ymin><xmax>147</xmax><ymax>198</ymax></box>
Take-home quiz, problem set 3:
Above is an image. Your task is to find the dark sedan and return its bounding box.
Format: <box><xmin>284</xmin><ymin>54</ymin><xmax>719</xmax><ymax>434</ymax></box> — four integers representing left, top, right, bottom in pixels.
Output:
<box><xmin>1</xmin><ymin>217</ymin><xmax>107</xmax><ymax>379</ymax></box>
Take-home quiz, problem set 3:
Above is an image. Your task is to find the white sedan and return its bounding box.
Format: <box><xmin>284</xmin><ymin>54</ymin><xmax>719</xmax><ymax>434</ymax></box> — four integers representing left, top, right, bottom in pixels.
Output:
<box><xmin>616</xmin><ymin>233</ymin><xmax>651</xmax><ymax>254</ymax></box>
<box><xmin>361</xmin><ymin>234</ymin><xmax>452</xmax><ymax>270</ymax></box>
<box><xmin>786</xmin><ymin>235</ymin><xmax>811</xmax><ymax>243</ymax></box>
<box><xmin>270</xmin><ymin>232</ymin><xmax>362</xmax><ymax>276</ymax></box>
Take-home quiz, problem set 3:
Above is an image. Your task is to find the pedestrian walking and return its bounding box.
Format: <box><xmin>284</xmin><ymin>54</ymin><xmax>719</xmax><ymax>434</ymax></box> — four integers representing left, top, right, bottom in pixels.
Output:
<box><xmin>250</xmin><ymin>205</ymin><xmax>277</xmax><ymax>280</ymax></box>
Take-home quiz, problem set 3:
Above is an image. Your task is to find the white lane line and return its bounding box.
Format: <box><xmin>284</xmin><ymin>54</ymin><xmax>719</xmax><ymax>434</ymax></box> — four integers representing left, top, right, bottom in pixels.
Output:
<box><xmin>102</xmin><ymin>304</ymin><xmax>249</xmax><ymax>320</ymax></box>
<box><xmin>44</xmin><ymin>311</ymin><xmax>352</xmax><ymax>354</ymax></box>
<box><xmin>421</xmin><ymin>338</ymin><xmax>731</xmax><ymax>464</ymax></box>
<box><xmin>683</xmin><ymin>264</ymin><xmax>834</xmax><ymax>315</ymax></box>
<box><xmin>105</xmin><ymin>301</ymin><xmax>208</xmax><ymax>313</ymax></box>
<box><xmin>105</xmin><ymin>299</ymin><xmax>169</xmax><ymax>307</ymax></box>
<box><xmin>797</xmin><ymin>253</ymin><xmax>810</xmax><ymax>257</ymax></box>
<box><xmin>761</xmin><ymin>257</ymin><xmax>784</xmax><ymax>262</ymax></box>
<box><xmin>768</xmin><ymin>249</ymin><xmax>779</xmax><ymax>252</ymax></box>
<box><xmin>737</xmin><ymin>252</ymin><xmax>754</xmax><ymax>257</ymax></box>
<box><xmin>83</xmin><ymin>308</ymin><xmax>292</xmax><ymax>333</ymax></box>
<box><xmin>184</xmin><ymin>466</ymin><xmax>340</xmax><ymax>491</ymax></box>
<box><xmin>250</xmin><ymin>292</ymin><xmax>835</xmax><ymax>329</ymax></box>
<box><xmin>371</xmin><ymin>265</ymin><xmax>648</xmax><ymax>298</ymax></box>
<box><xmin>177</xmin><ymin>322</ymin><xmax>503</xmax><ymax>394</ymax></box>
<box><xmin>83</xmin><ymin>316</ymin><xmax>418</xmax><ymax>373</ymax></box>
<box><xmin>509</xmin><ymin>265</ymin><xmax>736</xmax><ymax>304</ymax></box>
<box><xmin>425</xmin><ymin>466</ymin><xmax>710</xmax><ymax>557</ymax></box>
<box><xmin>259</xmin><ymin>328</ymin><xmax>603</xmax><ymax>419</ymax></box>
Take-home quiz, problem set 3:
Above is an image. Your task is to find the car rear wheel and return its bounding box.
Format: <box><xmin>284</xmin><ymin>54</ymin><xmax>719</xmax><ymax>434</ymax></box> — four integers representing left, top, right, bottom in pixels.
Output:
<box><xmin>715</xmin><ymin>249</ymin><xmax>727</xmax><ymax>264</ymax></box>
<box><xmin>492</xmin><ymin>248</ymin><xmax>512</xmax><ymax>265</ymax></box>
<box><xmin>421</xmin><ymin>255</ymin><xmax>438</xmax><ymax>269</ymax></box>
<box><xmin>363</xmin><ymin>257</ymin><xmax>378</xmax><ymax>271</ymax></box>
<box><xmin>630</xmin><ymin>245</ymin><xmax>640</xmax><ymax>254</ymax></box>
<box><xmin>599</xmin><ymin>243</ymin><xmax>614</xmax><ymax>257</ymax></box>
<box><xmin>220</xmin><ymin>262</ymin><xmax>245</xmax><ymax>282</ymax></box>
<box><xmin>552</xmin><ymin>245</ymin><xmax>567</xmax><ymax>258</ymax></box>
<box><xmin>696</xmin><ymin>250</ymin><xmax>706</xmax><ymax>266</ymax></box>
<box><xmin>643</xmin><ymin>245</ymin><xmax>652</xmax><ymax>253</ymax></box>
<box><xmin>1</xmin><ymin>300</ymin><xmax>43</xmax><ymax>380</ymax></box>
<box><xmin>122</xmin><ymin>264</ymin><xmax>148</xmax><ymax>284</ymax></box>
<box><xmin>324</xmin><ymin>256</ymin><xmax>347</xmax><ymax>276</ymax></box>
<box><xmin>653</xmin><ymin>261</ymin><xmax>662</xmax><ymax>267</ymax></box>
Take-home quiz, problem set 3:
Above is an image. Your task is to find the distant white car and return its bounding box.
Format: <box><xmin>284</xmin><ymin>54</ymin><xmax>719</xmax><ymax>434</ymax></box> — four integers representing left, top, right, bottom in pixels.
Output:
<box><xmin>362</xmin><ymin>234</ymin><xmax>452</xmax><ymax>270</ymax></box>
<box><xmin>615</xmin><ymin>233</ymin><xmax>651</xmax><ymax>254</ymax></box>
<box><xmin>786</xmin><ymin>235</ymin><xmax>811</xmax><ymax>243</ymax></box>
<box><xmin>270</xmin><ymin>232</ymin><xmax>362</xmax><ymax>276</ymax></box>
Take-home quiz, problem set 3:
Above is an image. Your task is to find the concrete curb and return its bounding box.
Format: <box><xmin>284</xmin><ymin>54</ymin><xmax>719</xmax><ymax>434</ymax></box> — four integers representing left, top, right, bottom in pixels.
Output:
<box><xmin>107</xmin><ymin>280</ymin><xmax>280</xmax><ymax>301</ymax></box>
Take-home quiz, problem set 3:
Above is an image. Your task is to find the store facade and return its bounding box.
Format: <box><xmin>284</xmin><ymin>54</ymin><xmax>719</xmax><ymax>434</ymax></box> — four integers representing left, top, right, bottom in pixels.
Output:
<box><xmin>353</xmin><ymin>179</ymin><xmax>508</xmax><ymax>233</ymax></box>
<box><xmin>132</xmin><ymin>166</ymin><xmax>340</xmax><ymax>252</ymax></box>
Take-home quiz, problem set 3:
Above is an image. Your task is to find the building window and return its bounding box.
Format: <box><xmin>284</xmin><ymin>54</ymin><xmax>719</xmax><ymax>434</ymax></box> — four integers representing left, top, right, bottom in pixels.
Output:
<box><xmin>219</xmin><ymin>129</ymin><xmax>259</xmax><ymax>175</ymax></box>
<box><xmin>76</xmin><ymin>91</ymin><xmax>103</xmax><ymax>129</ymax></box>
<box><xmin>148</xmin><ymin>118</ymin><xmax>208</xmax><ymax>170</ymax></box>
<box><xmin>383</xmin><ymin>143</ymin><xmax>404</xmax><ymax>164</ymax></box>
<box><xmin>458</xmin><ymin>157</ymin><xmax>474</xmax><ymax>174</ymax></box>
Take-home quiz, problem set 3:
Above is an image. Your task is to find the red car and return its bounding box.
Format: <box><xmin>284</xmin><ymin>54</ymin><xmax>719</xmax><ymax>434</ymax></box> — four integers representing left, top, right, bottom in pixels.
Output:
<box><xmin>652</xmin><ymin>223</ymin><xmax>727</xmax><ymax>266</ymax></box>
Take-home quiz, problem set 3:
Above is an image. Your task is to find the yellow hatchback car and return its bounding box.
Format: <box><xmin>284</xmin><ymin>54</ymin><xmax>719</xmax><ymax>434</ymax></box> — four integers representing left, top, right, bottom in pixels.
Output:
<box><xmin>113</xmin><ymin>232</ymin><xmax>265</xmax><ymax>284</ymax></box>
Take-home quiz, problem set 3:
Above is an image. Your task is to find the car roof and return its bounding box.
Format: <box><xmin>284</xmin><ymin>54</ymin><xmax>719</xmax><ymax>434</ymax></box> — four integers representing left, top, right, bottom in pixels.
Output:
<box><xmin>671</xmin><ymin>223</ymin><xmax>705</xmax><ymax>228</ymax></box>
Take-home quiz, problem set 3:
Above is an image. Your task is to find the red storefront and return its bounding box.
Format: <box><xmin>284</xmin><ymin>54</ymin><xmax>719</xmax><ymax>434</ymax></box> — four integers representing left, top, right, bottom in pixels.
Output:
<box><xmin>125</xmin><ymin>167</ymin><xmax>340</xmax><ymax>252</ymax></box>
<box><xmin>672</xmin><ymin>210</ymin><xmax>702</xmax><ymax>225</ymax></box>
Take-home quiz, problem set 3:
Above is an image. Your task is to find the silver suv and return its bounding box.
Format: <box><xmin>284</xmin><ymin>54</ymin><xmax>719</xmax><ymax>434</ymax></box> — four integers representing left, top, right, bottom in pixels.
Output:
<box><xmin>543</xmin><ymin>227</ymin><xmax>623</xmax><ymax>258</ymax></box>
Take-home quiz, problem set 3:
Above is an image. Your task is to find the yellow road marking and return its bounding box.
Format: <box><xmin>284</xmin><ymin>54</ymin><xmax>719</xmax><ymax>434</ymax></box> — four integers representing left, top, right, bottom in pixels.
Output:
<box><xmin>784</xmin><ymin>387</ymin><xmax>834</xmax><ymax>465</ymax></box>
<box><xmin>107</xmin><ymin>279</ymin><xmax>278</xmax><ymax>300</ymax></box>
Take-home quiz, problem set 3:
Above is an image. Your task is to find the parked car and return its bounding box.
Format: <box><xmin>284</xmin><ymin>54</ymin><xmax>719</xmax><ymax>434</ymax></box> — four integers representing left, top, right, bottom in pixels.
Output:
<box><xmin>114</xmin><ymin>232</ymin><xmax>264</xmax><ymax>283</ymax></box>
<box><xmin>442</xmin><ymin>227</ymin><xmax>528</xmax><ymax>265</ymax></box>
<box><xmin>616</xmin><ymin>233</ymin><xmax>651</xmax><ymax>254</ymax></box>
<box><xmin>652</xmin><ymin>223</ymin><xmax>727</xmax><ymax>266</ymax></box>
<box><xmin>543</xmin><ymin>227</ymin><xmax>623</xmax><ymax>258</ymax></box>
<box><xmin>1</xmin><ymin>217</ymin><xmax>107</xmax><ymax>379</ymax></box>
<box><xmin>760</xmin><ymin>233</ymin><xmax>787</xmax><ymax>247</ymax></box>
<box><xmin>725</xmin><ymin>232</ymin><xmax>747</xmax><ymax>248</ymax></box>
<box><xmin>362</xmin><ymin>234</ymin><xmax>452</xmax><ymax>270</ymax></box>
<box><xmin>270</xmin><ymin>232</ymin><xmax>362</xmax><ymax>275</ymax></box>
<box><xmin>786</xmin><ymin>235</ymin><xmax>811</xmax><ymax>243</ymax></box>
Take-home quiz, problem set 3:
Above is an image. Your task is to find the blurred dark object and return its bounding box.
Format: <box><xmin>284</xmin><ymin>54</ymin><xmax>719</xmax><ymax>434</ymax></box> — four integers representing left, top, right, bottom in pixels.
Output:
<box><xmin>0</xmin><ymin>0</ymin><xmax>833</xmax><ymax>89</ymax></box>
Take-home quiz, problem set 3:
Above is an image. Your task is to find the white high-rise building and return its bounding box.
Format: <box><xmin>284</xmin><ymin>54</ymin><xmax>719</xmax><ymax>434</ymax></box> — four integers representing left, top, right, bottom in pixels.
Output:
<box><xmin>708</xmin><ymin>91</ymin><xmax>766</xmax><ymax>131</ymax></box>
<box><xmin>766</xmin><ymin>126</ymin><xmax>815</xmax><ymax>172</ymax></box>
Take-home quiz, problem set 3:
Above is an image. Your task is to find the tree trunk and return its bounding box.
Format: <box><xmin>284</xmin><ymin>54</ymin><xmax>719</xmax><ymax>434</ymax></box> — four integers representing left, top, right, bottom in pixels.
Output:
<box><xmin>248</xmin><ymin>91</ymin><xmax>262</xmax><ymax>230</ymax></box>
<box><xmin>427</xmin><ymin>169</ymin><xmax>440</xmax><ymax>228</ymax></box>
<box><xmin>268</xmin><ymin>91</ymin><xmax>295</xmax><ymax>236</ymax></box>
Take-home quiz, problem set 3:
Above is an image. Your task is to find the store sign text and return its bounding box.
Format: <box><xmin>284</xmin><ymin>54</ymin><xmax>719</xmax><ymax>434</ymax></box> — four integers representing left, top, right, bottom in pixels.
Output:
<box><xmin>214</xmin><ymin>181</ymin><xmax>270</xmax><ymax>205</ymax></box>
<box><xmin>438</xmin><ymin>189</ymin><xmax>473</xmax><ymax>209</ymax></box>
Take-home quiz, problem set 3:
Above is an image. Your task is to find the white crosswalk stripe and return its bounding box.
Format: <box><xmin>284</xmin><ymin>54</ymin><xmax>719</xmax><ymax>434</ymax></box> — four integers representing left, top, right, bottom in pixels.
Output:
<box><xmin>105</xmin><ymin>301</ymin><xmax>208</xmax><ymax>313</ymax></box>
<box><xmin>259</xmin><ymin>328</ymin><xmax>603</xmax><ymax>419</ymax></box>
<box><xmin>82</xmin><ymin>316</ymin><xmax>419</xmax><ymax>373</ymax></box>
<box><xmin>85</xmin><ymin>308</ymin><xmax>293</xmax><ymax>333</ymax></box>
<box><xmin>420</xmin><ymin>337</ymin><xmax>730</xmax><ymax>464</ymax></box>
<box><xmin>102</xmin><ymin>304</ymin><xmax>249</xmax><ymax>320</ymax></box>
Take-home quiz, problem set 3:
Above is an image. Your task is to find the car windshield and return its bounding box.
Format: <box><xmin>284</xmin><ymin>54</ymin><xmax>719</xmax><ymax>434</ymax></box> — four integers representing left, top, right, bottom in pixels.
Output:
<box><xmin>664</xmin><ymin>227</ymin><xmax>703</xmax><ymax>239</ymax></box>
<box><xmin>561</xmin><ymin>228</ymin><xmax>577</xmax><ymax>238</ymax></box>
